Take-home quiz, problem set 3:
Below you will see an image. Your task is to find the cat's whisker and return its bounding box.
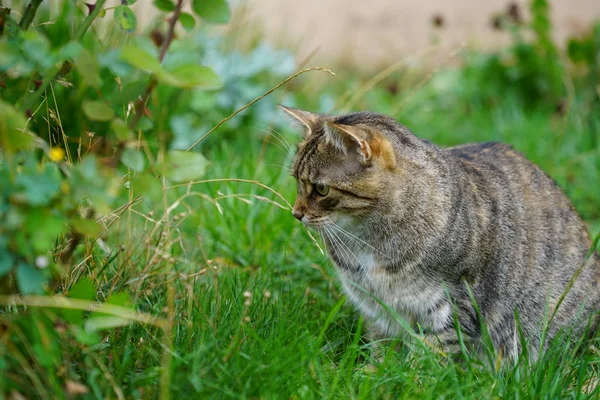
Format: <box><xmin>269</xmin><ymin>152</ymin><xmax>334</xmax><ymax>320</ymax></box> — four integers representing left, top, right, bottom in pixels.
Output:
<box><xmin>265</xmin><ymin>138</ymin><xmax>292</xmax><ymax>158</ymax></box>
<box><xmin>327</xmin><ymin>226</ymin><xmax>363</xmax><ymax>268</ymax></box>
<box><xmin>266</xmin><ymin>163</ymin><xmax>294</xmax><ymax>174</ymax></box>
<box><xmin>268</xmin><ymin>127</ymin><xmax>294</xmax><ymax>152</ymax></box>
<box><xmin>262</xmin><ymin>127</ymin><xmax>295</xmax><ymax>158</ymax></box>
<box><xmin>323</xmin><ymin>227</ymin><xmax>350</xmax><ymax>266</ymax></box>
<box><xmin>329</xmin><ymin>222</ymin><xmax>392</xmax><ymax>260</ymax></box>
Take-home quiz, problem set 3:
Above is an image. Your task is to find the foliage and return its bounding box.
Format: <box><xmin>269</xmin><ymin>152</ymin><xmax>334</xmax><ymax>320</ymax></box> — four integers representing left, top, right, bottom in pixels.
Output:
<box><xmin>0</xmin><ymin>0</ymin><xmax>598</xmax><ymax>398</ymax></box>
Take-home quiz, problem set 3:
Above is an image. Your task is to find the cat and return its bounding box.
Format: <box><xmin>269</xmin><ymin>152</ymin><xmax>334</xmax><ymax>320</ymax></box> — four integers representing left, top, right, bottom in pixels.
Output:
<box><xmin>280</xmin><ymin>105</ymin><xmax>600</xmax><ymax>361</ymax></box>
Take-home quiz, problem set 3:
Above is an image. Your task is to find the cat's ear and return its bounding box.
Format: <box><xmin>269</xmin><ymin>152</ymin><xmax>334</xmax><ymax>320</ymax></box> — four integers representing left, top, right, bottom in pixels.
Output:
<box><xmin>278</xmin><ymin>105</ymin><xmax>319</xmax><ymax>135</ymax></box>
<box><xmin>324</xmin><ymin>122</ymin><xmax>372</xmax><ymax>164</ymax></box>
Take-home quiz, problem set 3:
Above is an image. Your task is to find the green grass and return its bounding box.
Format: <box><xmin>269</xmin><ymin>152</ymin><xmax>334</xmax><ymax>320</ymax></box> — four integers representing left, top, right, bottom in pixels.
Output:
<box><xmin>2</xmin><ymin>68</ymin><xmax>600</xmax><ymax>399</ymax></box>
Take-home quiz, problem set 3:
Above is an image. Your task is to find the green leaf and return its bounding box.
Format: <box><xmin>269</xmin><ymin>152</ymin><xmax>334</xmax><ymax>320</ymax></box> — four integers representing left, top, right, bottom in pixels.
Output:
<box><xmin>16</xmin><ymin>163</ymin><xmax>62</xmax><ymax>206</ymax></box>
<box><xmin>121</xmin><ymin>148</ymin><xmax>146</xmax><ymax>172</ymax></box>
<box><xmin>129</xmin><ymin>171</ymin><xmax>163</xmax><ymax>202</ymax></box>
<box><xmin>26</xmin><ymin>209</ymin><xmax>66</xmax><ymax>254</ymax></box>
<box><xmin>107</xmin><ymin>291</ymin><xmax>133</xmax><ymax>307</ymax></box>
<box><xmin>123</xmin><ymin>0</ymin><xmax>138</xmax><ymax>4</ymax></box>
<box><xmin>69</xmin><ymin>217</ymin><xmax>103</xmax><ymax>237</ymax></box>
<box><xmin>153</xmin><ymin>0</ymin><xmax>175</xmax><ymax>12</ymax></box>
<box><xmin>16</xmin><ymin>262</ymin><xmax>45</xmax><ymax>294</ymax></box>
<box><xmin>109</xmin><ymin>81</ymin><xmax>147</xmax><ymax>105</ymax></box>
<box><xmin>120</xmin><ymin>46</ymin><xmax>162</xmax><ymax>73</ymax></box>
<box><xmin>120</xmin><ymin>47</ymin><xmax>221</xmax><ymax>89</ymax></box>
<box><xmin>83</xmin><ymin>101</ymin><xmax>115</xmax><ymax>121</ymax></box>
<box><xmin>0</xmin><ymin>100</ymin><xmax>34</xmax><ymax>153</ymax></box>
<box><xmin>162</xmin><ymin>64</ymin><xmax>222</xmax><ymax>89</ymax></box>
<box><xmin>179</xmin><ymin>13</ymin><xmax>196</xmax><ymax>31</ymax></box>
<box><xmin>159</xmin><ymin>150</ymin><xmax>209</xmax><ymax>182</ymax></box>
<box><xmin>114</xmin><ymin>5</ymin><xmax>137</xmax><ymax>33</ymax></box>
<box><xmin>192</xmin><ymin>0</ymin><xmax>230</xmax><ymax>24</ymax></box>
<box><xmin>110</xmin><ymin>118</ymin><xmax>133</xmax><ymax>141</ymax></box>
<box><xmin>67</xmin><ymin>43</ymin><xmax>102</xmax><ymax>89</ymax></box>
<box><xmin>72</xmin><ymin>326</ymin><xmax>101</xmax><ymax>344</ymax></box>
<box><xmin>0</xmin><ymin>253</ymin><xmax>14</xmax><ymax>277</ymax></box>
<box><xmin>90</xmin><ymin>291</ymin><xmax>133</xmax><ymax>324</ymax></box>
<box><xmin>63</xmin><ymin>277</ymin><xmax>96</xmax><ymax>324</ymax></box>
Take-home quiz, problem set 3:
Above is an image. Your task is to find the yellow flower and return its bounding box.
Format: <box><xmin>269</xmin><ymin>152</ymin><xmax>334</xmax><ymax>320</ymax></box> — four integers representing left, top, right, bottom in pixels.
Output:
<box><xmin>49</xmin><ymin>147</ymin><xmax>65</xmax><ymax>162</ymax></box>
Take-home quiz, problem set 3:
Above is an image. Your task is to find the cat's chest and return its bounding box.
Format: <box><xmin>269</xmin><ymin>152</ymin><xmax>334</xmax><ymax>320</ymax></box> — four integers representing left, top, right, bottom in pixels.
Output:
<box><xmin>329</xmin><ymin>246</ymin><xmax>450</xmax><ymax>335</ymax></box>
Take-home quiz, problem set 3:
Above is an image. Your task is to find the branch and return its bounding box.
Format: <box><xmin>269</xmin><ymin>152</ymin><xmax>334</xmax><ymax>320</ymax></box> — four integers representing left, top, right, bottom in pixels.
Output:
<box><xmin>128</xmin><ymin>0</ymin><xmax>184</xmax><ymax>131</ymax></box>
<box><xmin>18</xmin><ymin>0</ymin><xmax>108</xmax><ymax>112</ymax></box>
<box><xmin>18</xmin><ymin>0</ymin><xmax>42</xmax><ymax>31</ymax></box>
<box><xmin>0</xmin><ymin>6</ymin><xmax>10</xmax><ymax>37</ymax></box>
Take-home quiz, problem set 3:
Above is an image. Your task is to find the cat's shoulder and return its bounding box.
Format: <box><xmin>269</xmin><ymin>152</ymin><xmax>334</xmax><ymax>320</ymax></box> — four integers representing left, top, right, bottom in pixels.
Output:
<box><xmin>446</xmin><ymin>141</ymin><xmax>515</xmax><ymax>158</ymax></box>
<box><xmin>444</xmin><ymin>141</ymin><xmax>530</xmax><ymax>165</ymax></box>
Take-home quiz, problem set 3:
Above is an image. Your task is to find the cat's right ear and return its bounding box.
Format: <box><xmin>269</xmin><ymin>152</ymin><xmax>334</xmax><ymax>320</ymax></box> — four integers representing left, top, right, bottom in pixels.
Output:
<box><xmin>278</xmin><ymin>105</ymin><xmax>319</xmax><ymax>135</ymax></box>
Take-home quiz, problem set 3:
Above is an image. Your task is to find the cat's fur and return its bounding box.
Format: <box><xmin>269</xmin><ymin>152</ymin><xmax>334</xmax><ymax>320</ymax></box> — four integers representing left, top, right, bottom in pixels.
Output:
<box><xmin>282</xmin><ymin>106</ymin><xmax>600</xmax><ymax>360</ymax></box>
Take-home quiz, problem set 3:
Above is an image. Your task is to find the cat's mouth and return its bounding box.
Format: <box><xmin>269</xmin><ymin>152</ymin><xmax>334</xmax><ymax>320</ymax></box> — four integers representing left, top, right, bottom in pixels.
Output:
<box><xmin>299</xmin><ymin>216</ymin><xmax>329</xmax><ymax>228</ymax></box>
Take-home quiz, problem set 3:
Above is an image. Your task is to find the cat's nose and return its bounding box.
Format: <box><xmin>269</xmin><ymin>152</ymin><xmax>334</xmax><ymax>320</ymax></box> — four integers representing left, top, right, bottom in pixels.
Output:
<box><xmin>292</xmin><ymin>208</ymin><xmax>304</xmax><ymax>221</ymax></box>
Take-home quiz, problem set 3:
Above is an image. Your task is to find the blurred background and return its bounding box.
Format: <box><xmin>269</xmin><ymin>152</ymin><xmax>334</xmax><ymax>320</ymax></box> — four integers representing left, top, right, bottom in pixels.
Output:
<box><xmin>1</xmin><ymin>0</ymin><xmax>600</xmax><ymax>398</ymax></box>
<box><xmin>133</xmin><ymin>0</ymin><xmax>600</xmax><ymax>69</ymax></box>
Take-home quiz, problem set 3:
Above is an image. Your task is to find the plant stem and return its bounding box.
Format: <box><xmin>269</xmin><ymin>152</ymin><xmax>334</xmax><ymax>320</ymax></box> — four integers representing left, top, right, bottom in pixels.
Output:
<box><xmin>0</xmin><ymin>6</ymin><xmax>10</xmax><ymax>37</ymax></box>
<box><xmin>18</xmin><ymin>0</ymin><xmax>108</xmax><ymax>112</ymax></box>
<box><xmin>128</xmin><ymin>0</ymin><xmax>184</xmax><ymax>131</ymax></box>
<box><xmin>74</xmin><ymin>0</ymin><xmax>107</xmax><ymax>40</ymax></box>
<box><xmin>18</xmin><ymin>0</ymin><xmax>42</xmax><ymax>31</ymax></box>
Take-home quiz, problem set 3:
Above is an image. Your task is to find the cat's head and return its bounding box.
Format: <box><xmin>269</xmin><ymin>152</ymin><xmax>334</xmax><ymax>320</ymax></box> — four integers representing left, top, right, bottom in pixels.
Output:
<box><xmin>281</xmin><ymin>106</ymin><xmax>428</xmax><ymax>229</ymax></box>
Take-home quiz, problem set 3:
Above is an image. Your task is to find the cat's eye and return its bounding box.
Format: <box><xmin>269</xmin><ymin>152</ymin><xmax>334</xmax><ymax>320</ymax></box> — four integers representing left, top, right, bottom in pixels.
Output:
<box><xmin>314</xmin><ymin>183</ymin><xmax>330</xmax><ymax>196</ymax></box>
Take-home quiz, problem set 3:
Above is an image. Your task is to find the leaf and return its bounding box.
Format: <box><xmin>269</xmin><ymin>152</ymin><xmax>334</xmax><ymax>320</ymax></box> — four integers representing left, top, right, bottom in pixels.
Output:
<box><xmin>192</xmin><ymin>0</ymin><xmax>230</xmax><ymax>24</ymax></box>
<box><xmin>179</xmin><ymin>13</ymin><xmax>196</xmax><ymax>31</ymax></box>
<box><xmin>121</xmin><ymin>148</ymin><xmax>146</xmax><ymax>172</ymax></box>
<box><xmin>16</xmin><ymin>262</ymin><xmax>45</xmax><ymax>294</ymax></box>
<box><xmin>72</xmin><ymin>46</ymin><xmax>102</xmax><ymax>89</ymax></box>
<box><xmin>83</xmin><ymin>100</ymin><xmax>115</xmax><ymax>121</ymax></box>
<box><xmin>114</xmin><ymin>5</ymin><xmax>137</xmax><ymax>33</ymax></box>
<box><xmin>26</xmin><ymin>209</ymin><xmax>66</xmax><ymax>254</ymax></box>
<box><xmin>120</xmin><ymin>47</ymin><xmax>221</xmax><ymax>89</ymax></box>
<box><xmin>159</xmin><ymin>150</ymin><xmax>209</xmax><ymax>182</ymax></box>
<box><xmin>16</xmin><ymin>163</ymin><xmax>62</xmax><ymax>206</ymax></box>
<box><xmin>162</xmin><ymin>64</ymin><xmax>221</xmax><ymax>89</ymax></box>
<box><xmin>129</xmin><ymin>171</ymin><xmax>163</xmax><ymax>202</ymax></box>
<box><xmin>71</xmin><ymin>325</ymin><xmax>101</xmax><ymax>344</ymax></box>
<box><xmin>110</xmin><ymin>118</ymin><xmax>133</xmax><ymax>141</ymax></box>
<box><xmin>0</xmin><ymin>100</ymin><xmax>34</xmax><ymax>153</ymax></box>
<box><xmin>62</xmin><ymin>277</ymin><xmax>96</xmax><ymax>324</ymax></box>
<box><xmin>69</xmin><ymin>217</ymin><xmax>103</xmax><ymax>236</ymax></box>
<box><xmin>91</xmin><ymin>291</ymin><xmax>133</xmax><ymax>320</ymax></box>
<box><xmin>122</xmin><ymin>0</ymin><xmax>138</xmax><ymax>4</ymax></box>
<box><xmin>0</xmin><ymin>253</ymin><xmax>14</xmax><ymax>277</ymax></box>
<box><xmin>107</xmin><ymin>291</ymin><xmax>133</xmax><ymax>307</ymax></box>
<box><xmin>108</xmin><ymin>81</ymin><xmax>147</xmax><ymax>105</ymax></box>
<box><xmin>120</xmin><ymin>46</ymin><xmax>162</xmax><ymax>73</ymax></box>
<box><xmin>153</xmin><ymin>0</ymin><xmax>175</xmax><ymax>12</ymax></box>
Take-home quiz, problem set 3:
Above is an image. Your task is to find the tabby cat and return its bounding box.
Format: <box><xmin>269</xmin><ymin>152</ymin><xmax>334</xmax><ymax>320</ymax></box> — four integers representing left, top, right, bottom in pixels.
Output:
<box><xmin>281</xmin><ymin>105</ymin><xmax>600</xmax><ymax>360</ymax></box>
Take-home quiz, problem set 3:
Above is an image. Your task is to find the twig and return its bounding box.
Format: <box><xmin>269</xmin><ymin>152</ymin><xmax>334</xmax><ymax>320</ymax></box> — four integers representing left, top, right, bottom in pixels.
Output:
<box><xmin>128</xmin><ymin>0</ymin><xmax>184</xmax><ymax>131</ymax></box>
<box><xmin>0</xmin><ymin>6</ymin><xmax>10</xmax><ymax>37</ymax></box>
<box><xmin>185</xmin><ymin>67</ymin><xmax>336</xmax><ymax>151</ymax></box>
<box><xmin>18</xmin><ymin>0</ymin><xmax>108</xmax><ymax>112</ymax></box>
<box><xmin>18</xmin><ymin>0</ymin><xmax>42</xmax><ymax>31</ymax></box>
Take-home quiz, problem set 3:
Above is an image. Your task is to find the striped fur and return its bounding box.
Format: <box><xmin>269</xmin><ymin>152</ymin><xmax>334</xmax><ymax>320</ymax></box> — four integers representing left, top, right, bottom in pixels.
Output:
<box><xmin>282</xmin><ymin>106</ymin><xmax>600</xmax><ymax>360</ymax></box>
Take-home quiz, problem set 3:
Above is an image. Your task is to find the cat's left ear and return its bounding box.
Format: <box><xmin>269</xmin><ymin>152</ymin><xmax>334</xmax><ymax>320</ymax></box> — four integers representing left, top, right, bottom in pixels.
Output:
<box><xmin>324</xmin><ymin>122</ymin><xmax>372</xmax><ymax>164</ymax></box>
<box><xmin>278</xmin><ymin>105</ymin><xmax>319</xmax><ymax>135</ymax></box>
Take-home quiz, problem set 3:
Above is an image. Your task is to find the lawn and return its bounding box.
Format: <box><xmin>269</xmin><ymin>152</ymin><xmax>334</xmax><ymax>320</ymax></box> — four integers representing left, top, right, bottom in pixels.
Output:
<box><xmin>1</xmin><ymin>0</ymin><xmax>599</xmax><ymax>399</ymax></box>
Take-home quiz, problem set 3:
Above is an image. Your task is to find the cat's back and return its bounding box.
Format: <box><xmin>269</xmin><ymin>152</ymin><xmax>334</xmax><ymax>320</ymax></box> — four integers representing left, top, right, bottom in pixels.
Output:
<box><xmin>445</xmin><ymin>140</ymin><xmax>591</xmax><ymax>254</ymax></box>
<box><xmin>444</xmin><ymin>140</ymin><xmax>599</xmax><ymax>343</ymax></box>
